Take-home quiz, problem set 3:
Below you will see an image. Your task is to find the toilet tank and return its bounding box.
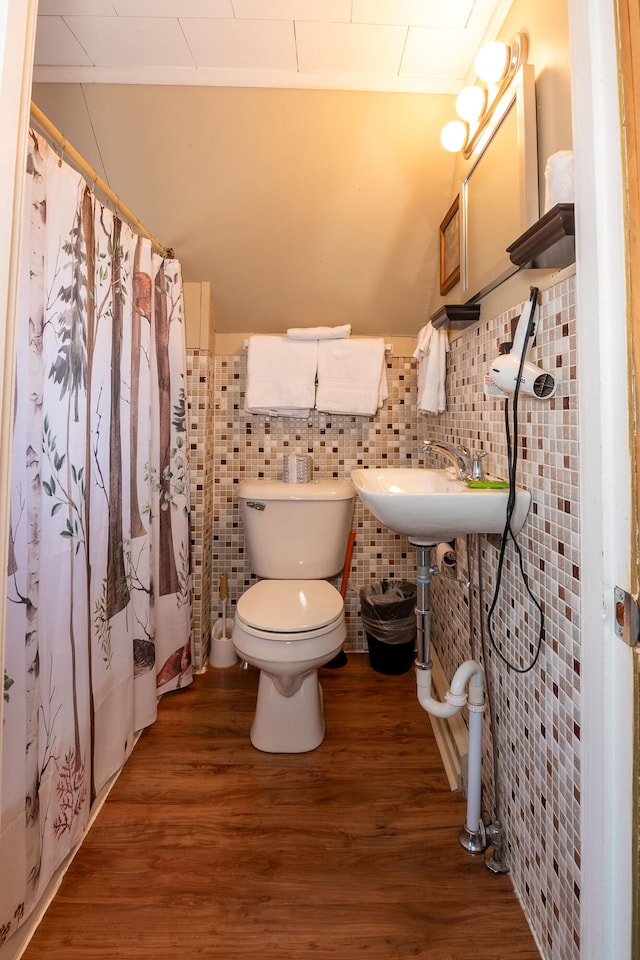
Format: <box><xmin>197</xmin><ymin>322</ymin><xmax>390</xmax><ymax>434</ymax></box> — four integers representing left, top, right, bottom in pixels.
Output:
<box><xmin>239</xmin><ymin>478</ymin><xmax>354</xmax><ymax>579</ymax></box>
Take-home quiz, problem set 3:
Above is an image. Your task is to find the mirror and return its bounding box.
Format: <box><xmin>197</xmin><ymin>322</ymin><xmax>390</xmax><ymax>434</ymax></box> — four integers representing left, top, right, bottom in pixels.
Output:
<box><xmin>461</xmin><ymin>64</ymin><xmax>539</xmax><ymax>303</ymax></box>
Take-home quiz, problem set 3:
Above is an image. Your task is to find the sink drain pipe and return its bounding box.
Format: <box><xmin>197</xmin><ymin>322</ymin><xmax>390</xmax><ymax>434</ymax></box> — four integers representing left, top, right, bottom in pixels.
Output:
<box><xmin>414</xmin><ymin>543</ymin><xmax>487</xmax><ymax>854</ymax></box>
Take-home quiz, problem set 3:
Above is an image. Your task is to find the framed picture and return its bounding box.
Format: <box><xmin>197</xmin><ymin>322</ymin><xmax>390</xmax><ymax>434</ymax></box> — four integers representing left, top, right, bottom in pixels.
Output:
<box><xmin>439</xmin><ymin>195</ymin><xmax>461</xmax><ymax>295</ymax></box>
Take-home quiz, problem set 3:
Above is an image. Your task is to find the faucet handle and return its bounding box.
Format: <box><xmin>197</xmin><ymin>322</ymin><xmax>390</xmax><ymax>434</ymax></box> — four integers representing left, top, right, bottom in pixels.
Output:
<box><xmin>470</xmin><ymin>452</ymin><xmax>487</xmax><ymax>481</ymax></box>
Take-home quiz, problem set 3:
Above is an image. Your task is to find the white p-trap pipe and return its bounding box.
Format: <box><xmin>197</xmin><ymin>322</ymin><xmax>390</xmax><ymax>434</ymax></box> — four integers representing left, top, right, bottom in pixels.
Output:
<box><xmin>416</xmin><ymin>660</ymin><xmax>486</xmax><ymax>842</ymax></box>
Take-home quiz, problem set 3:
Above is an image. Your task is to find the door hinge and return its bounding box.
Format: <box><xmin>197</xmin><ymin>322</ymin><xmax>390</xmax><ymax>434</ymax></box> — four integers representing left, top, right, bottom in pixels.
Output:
<box><xmin>614</xmin><ymin>586</ymin><xmax>640</xmax><ymax>647</ymax></box>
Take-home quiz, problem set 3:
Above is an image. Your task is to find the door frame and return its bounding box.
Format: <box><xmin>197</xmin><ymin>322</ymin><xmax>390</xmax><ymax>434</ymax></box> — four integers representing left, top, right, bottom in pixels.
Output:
<box><xmin>0</xmin><ymin>0</ymin><xmax>39</xmax><ymax>800</ymax></box>
<box><xmin>570</xmin><ymin>0</ymin><xmax>636</xmax><ymax>957</ymax></box>
<box><xmin>615</xmin><ymin>0</ymin><xmax>640</xmax><ymax>952</ymax></box>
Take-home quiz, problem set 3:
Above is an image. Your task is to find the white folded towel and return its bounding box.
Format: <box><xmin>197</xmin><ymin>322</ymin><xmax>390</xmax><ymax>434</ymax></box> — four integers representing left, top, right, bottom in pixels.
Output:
<box><xmin>244</xmin><ymin>335</ymin><xmax>317</xmax><ymax>418</ymax></box>
<box><xmin>413</xmin><ymin>323</ymin><xmax>449</xmax><ymax>414</ymax></box>
<box><xmin>316</xmin><ymin>338</ymin><xmax>387</xmax><ymax>416</ymax></box>
<box><xmin>286</xmin><ymin>324</ymin><xmax>352</xmax><ymax>340</ymax></box>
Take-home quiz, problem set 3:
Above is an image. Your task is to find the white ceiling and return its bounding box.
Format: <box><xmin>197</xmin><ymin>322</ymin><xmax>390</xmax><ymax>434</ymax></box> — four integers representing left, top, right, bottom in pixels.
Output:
<box><xmin>33</xmin><ymin>0</ymin><xmax>511</xmax><ymax>94</ymax></box>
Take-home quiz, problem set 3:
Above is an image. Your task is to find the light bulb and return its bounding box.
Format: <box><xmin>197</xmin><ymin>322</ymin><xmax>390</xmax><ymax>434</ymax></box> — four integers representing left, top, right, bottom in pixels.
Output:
<box><xmin>474</xmin><ymin>41</ymin><xmax>509</xmax><ymax>84</ymax></box>
<box><xmin>440</xmin><ymin>120</ymin><xmax>467</xmax><ymax>153</ymax></box>
<box><xmin>455</xmin><ymin>86</ymin><xmax>486</xmax><ymax>123</ymax></box>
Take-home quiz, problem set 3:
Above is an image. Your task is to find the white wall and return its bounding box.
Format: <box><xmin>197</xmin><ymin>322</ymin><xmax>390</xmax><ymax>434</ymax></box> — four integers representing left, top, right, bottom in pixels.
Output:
<box><xmin>0</xmin><ymin>0</ymin><xmax>37</xmax><ymax>819</ymax></box>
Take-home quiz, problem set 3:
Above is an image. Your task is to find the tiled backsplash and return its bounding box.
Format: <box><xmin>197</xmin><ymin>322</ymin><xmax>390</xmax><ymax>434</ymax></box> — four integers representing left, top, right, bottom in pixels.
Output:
<box><xmin>210</xmin><ymin>352</ymin><xmax>421</xmax><ymax>654</ymax></box>
<box><xmin>185</xmin><ymin>348</ymin><xmax>215</xmax><ymax>668</ymax></box>
<box><xmin>189</xmin><ymin>274</ymin><xmax>579</xmax><ymax>960</ymax></box>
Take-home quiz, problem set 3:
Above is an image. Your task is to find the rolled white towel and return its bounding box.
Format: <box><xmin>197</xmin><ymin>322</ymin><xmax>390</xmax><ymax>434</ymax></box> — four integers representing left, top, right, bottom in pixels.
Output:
<box><xmin>544</xmin><ymin>150</ymin><xmax>574</xmax><ymax>212</ymax></box>
<box><xmin>286</xmin><ymin>324</ymin><xmax>351</xmax><ymax>340</ymax></box>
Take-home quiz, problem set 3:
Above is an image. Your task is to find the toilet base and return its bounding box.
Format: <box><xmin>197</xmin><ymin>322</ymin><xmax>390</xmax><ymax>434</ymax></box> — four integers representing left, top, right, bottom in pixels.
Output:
<box><xmin>251</xmin><ymin>670</ymin><xmax>325</xmax><ymax>753</ymax></box>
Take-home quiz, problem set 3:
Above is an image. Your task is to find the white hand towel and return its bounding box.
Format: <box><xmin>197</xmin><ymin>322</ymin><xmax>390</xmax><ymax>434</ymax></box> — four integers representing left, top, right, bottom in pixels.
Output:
<box><xmin>244</xmin><ymin>335</ymin><xmax>317</xmax><ymax>418</ymax></box>
<box><xmin>316</xmin><ymin>338</ymin><xmax>387</xmax><ymax>416</ymax></box>
<box><xmin>413</xmin><ymin>323</ymin><xmax>449</xmax><ymax>414</ymax></box>
<box><xmin>286</xmin><ymin>324</ymin><xmax>352</xmax><ymax>340</ymax></box>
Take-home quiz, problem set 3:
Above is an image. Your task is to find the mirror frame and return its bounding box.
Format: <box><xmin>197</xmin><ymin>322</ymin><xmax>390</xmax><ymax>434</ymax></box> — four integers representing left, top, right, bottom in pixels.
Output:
<box><xmin>460</xmin><ymin>64</ymin><xmax>539</xmax><ymax>303</ymax></box>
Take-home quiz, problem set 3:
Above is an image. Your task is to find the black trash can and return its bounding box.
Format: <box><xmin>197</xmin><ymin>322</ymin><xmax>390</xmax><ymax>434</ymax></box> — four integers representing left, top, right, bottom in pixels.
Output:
<box><xmin>359</xmin><ymin>580</ymin><xmax>417</xmax><ymax>675</ymax></box>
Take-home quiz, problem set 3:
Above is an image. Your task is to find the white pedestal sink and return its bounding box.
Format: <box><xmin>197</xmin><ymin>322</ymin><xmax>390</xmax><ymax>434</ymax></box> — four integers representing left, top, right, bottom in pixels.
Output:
<box><xmin>351</xmin><ymin>467</ymin><xmax>530</xmax><ymax>545</ymax></box>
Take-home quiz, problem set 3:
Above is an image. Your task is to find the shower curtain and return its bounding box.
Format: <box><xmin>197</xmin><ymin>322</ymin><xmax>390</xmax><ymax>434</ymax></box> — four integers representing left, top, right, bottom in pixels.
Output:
<box><xmin>0</xmin><ymin>133</ymin><xmax>192</xmax><ymax>945</ymax></box>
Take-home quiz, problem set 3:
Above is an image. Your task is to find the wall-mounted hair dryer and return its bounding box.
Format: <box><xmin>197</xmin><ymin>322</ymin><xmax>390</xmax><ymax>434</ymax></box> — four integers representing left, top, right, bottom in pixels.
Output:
<box><xmin>488</xmin><ymin>291</ymin><xmax>556</xmax><ymax>399</ymax></box>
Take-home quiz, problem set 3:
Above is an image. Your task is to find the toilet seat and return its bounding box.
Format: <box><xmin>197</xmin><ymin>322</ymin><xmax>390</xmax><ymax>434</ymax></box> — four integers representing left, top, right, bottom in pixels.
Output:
<box><xmin>236</xmin><ymin>579</ymin><xmax>344</xmax><ymax>639</ymax></box>
<box><xmin>232</xmin><ymin>578</ymin><xmax>347</xmax><ymax>753</ymax></box>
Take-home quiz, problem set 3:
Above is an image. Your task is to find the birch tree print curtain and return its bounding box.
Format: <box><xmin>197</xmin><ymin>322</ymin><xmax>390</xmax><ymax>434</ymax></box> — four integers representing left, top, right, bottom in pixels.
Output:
<box><xmin>0</xmin><ymin>133</ymin><xmax>192</xmax><ymax>945</ymax></box>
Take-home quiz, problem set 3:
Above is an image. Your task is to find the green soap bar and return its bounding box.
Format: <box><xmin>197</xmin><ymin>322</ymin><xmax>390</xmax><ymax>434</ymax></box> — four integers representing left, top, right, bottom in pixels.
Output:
<box><xmin>466</xmin><ymin>479</ymin><xmax>510</xmax><ymax>489</ymax></box>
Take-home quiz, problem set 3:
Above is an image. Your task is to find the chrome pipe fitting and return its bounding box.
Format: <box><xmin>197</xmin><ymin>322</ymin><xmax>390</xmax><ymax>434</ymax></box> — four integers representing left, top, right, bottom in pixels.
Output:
<box><xmin>484</xmin><ymin>820</ymin><xmax>510</xmax><ymax>874</ymax></box>
<box><xmin>458</xmin><ymin>821</ymin><xmax>487</xmax><ymax>855</ymax></box>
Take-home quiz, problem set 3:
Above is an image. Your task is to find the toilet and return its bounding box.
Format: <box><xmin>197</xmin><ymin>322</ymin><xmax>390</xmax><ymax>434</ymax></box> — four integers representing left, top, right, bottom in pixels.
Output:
<box><xmin>233</xmin><ymin>477</ymin><xmax>354</xmax><ymax>753</ymax></box>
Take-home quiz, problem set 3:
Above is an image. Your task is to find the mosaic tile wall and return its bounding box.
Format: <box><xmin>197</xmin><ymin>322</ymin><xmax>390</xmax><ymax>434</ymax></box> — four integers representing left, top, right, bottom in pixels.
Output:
<box><xmin>185</xmin><ymin>347</ymin><xmax>215</xmax><ymax>670</ymax></box>
<box><xmin>429</xmin><ymin>276</ymin><xmax>580</xmax><ymax>960</ymax></box>
<box><xmin>207</xmin><ymin>273</ymin><xmax>580</xmax><ymax>960</ymax></box>
<box><xmin>211</xmin><ymin>352</ymin><xmax>419</xmax><ymax>652</ymax></box>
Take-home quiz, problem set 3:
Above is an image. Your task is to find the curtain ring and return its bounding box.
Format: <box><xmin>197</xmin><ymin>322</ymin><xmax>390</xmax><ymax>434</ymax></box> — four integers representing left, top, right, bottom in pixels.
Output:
<box><xmin>58</xmin><ymin>137</ymin><xmax>66</xmax><ymax>167</ymax></box>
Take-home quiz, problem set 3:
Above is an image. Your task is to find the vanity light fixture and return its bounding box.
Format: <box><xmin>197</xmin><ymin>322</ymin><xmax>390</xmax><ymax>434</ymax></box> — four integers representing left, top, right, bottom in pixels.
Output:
<box><xmin>440</xmin><ymin>119</ymin><xmax>468</xmax><ymax>153</ymax></box>
<box><xmin>474</xmin><ymin>40</ymin><xmax>510</xmax><ymax>84</ymax></box>
<box><xmin>455</xmin><ymin>85</ymin><xmax>486</xmax><ymax>123</ymax></box>
<box><xmin>440</xmin><ymin>33</ymin><xmax>527</xmax><ymax>159</ymax></box>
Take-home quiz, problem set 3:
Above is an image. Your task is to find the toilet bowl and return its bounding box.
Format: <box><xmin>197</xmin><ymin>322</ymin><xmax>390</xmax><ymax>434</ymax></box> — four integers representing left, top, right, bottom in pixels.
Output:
<box><xmin>232</xmin><ymin>579</ymin><xmax>345</xmax><ymax>753</ymax></box>
<box><xmin>234</xmin><ymin>476</ymin><xmax>354</xmax><ymax>753</ymax></box>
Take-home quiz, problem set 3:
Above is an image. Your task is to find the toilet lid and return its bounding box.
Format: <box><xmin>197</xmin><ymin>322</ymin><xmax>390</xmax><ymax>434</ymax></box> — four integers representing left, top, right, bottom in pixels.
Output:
<box><xmin>236</xmin><ymin>579</ymin><xmax>344</xmax><ymax>634</ymax></box>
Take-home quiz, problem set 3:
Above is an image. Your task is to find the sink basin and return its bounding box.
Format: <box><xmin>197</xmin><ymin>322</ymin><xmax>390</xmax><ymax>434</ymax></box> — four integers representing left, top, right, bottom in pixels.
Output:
<box><xmin>351</xmin><ymin>467</ymin><xmax>531</xmax><ymax>545</ymax></box>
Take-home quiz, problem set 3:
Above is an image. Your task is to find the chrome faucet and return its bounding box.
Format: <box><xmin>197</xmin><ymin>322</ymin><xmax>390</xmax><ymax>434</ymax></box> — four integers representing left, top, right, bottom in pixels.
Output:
<box><xmin>422</xmin><ymin>439</ymin><xmax>475</xmax><ymax>481</ymax></box>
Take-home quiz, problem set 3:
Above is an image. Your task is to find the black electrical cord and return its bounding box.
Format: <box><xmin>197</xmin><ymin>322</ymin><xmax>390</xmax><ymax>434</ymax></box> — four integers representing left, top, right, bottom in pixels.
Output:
<box><xmin>486</xmin><ymin>287</ymin><xmax>545</xmax><ymax>674</ymax></box>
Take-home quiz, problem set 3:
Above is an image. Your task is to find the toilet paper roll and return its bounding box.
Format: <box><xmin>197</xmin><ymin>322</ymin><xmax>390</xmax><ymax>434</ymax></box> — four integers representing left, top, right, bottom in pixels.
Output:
<box><xmin>435</xmin><ymin>542</ymin><xmax>457</xmax><ymax>574</ymax></box>
<box><xmin>282</xmin><ymin>453</ymin><xmax>313</xmax><ymax>483</ymax></box>
<box><xmin>544</xmin><ymin>150</ymin><xmax>574</xmax><ymax>212</ymax></box>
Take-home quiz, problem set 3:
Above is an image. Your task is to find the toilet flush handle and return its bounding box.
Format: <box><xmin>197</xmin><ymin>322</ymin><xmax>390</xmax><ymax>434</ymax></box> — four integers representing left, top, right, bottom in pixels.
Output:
<box><xmin>246</xmin><ymin>500</ymin><xmax>266</xmax><ymax>511</ymax></box>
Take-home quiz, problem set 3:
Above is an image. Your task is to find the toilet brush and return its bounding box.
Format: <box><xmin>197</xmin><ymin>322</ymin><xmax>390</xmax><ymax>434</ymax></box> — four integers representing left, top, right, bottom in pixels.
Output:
<box><xmin>324</xmin><ymin>530</ymin><xmax>355</xmax><ymax>669</ymax></box>
<box><xmin>209</xmin><ymin>571</ymin><xmax>237</xmax><ymax>668</ymax></box>
<box><xmin>221</xmin><ymin>570</ymin><xmax>227</xmax><ymax>639</ymax></box>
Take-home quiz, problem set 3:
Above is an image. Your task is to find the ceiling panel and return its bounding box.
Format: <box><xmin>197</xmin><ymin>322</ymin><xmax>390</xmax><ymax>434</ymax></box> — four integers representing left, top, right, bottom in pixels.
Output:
<box><xmin>401</xmin><ymin>26</ymin><xmax>478</xmax><ymax>80</ymax></box>
<box><xmin>296</xmin><ymin>21</ymin><xmax>407</xmax><ymax>74</ymax></box>
<box><xmin>352</xmin><ymin>0</ymin><xmax>475</xmax><ymax>29</ymax></box>
<box><xmin>232</xmin><ymin>0</ymin><xmax>351</xmax><ymax>21</ymax></box>
<box><xmin>32</xmin><ymin>0</ymin><xmax>511</xmax><ymax>93</ymax></box>
<box><xmin>34</xmin><ymin>17</ymin><xmax>93</xmax><ymax>66</ymax></box>
<box><xmin>63</xmin><ymin>16</ymin><xmax>194</xmax><ymax>67</ymax></box>
<box><xmin>111</xmin><ymin>0</ymin><xmax>234</xmax><ymax>16</ymax></box>
<box><xmin>181</xmin><ymin>18</ymin><xmax>298</xmax><ymax>71</ymax></box>
<box><xmin>37</xmin><ymin>0</ymin><xmax>118</xmax><ymax>14</ymax></box>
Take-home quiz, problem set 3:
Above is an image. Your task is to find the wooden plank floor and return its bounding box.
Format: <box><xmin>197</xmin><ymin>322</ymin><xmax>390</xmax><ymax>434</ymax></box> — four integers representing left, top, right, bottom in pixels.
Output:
<box><xmin>22</xmin><ymin>654</ymin><xmax>541</xmax><ymax>959</ymax></box>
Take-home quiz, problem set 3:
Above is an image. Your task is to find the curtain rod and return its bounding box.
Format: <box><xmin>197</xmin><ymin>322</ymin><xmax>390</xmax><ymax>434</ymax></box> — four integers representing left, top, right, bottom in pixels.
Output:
<box><xmin>29</xmin><ymin>102</ymin><xmax>173</xmax><ymax>259</ymax></box>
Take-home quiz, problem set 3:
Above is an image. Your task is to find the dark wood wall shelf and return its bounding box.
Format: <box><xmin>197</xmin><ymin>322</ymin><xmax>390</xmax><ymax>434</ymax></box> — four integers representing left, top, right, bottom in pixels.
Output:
<box><xmin>507</xmin><ymin>202</ymin><xmax>575</xmax><ymax>270</ymax></box>
<box><xmin>429</xmin><ymin>303</ymin><xmax>481</xmax><ymax>330</ymax></box>
<box><xmin>428</xmin><ymin>203</ymin><xmax>575</xmax><ymax>332</ymax></box>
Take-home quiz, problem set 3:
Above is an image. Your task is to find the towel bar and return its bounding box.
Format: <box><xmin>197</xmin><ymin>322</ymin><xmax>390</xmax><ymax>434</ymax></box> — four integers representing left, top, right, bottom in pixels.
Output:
<box><xmin>242</xmin><ymin>339</ymin><xmax>393</xmax><ymax>354</ymax></box>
